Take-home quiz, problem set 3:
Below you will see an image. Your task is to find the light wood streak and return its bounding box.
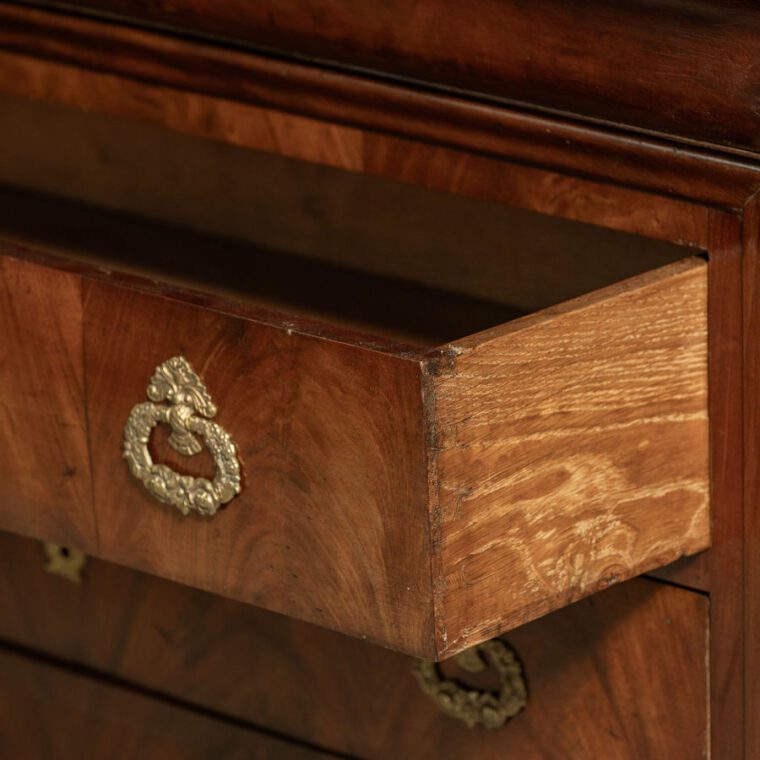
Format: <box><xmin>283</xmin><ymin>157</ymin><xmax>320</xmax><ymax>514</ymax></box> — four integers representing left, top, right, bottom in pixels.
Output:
<box><xmin>427</xmin><ymin>258</ymin><xmax>710</xmax><ymax>655</ymax></box>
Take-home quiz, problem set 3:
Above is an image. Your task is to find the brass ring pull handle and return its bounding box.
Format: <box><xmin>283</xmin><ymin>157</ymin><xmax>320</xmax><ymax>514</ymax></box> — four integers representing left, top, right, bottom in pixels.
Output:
<box><xmin>123</xmin><ymin>356</ymin><xmax>242</xmax><ymax>517</ymax></box>
<box><xmin>414</xmin><ymin>639</ymin><xmax>527</xmax><ymax>729</ymax></box>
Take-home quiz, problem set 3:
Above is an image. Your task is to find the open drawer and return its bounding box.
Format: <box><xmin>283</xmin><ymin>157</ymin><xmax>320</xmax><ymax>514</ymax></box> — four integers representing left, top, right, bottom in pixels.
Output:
<box><xmin>0</xmin><ymin>210</ymin><xmax>708</xmax><ymax>660</ymax></box>
<box><xmin>0</xmin><ymin>92</ymin><xmax>708</xmax><ymax>659</ymax></box>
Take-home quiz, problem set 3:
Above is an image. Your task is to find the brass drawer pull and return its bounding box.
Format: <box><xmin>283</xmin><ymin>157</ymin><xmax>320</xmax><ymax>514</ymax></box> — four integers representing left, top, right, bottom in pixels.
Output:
<box><xmin>43</xmin><ymin>542</ymin><xmax>87</xmax><ymax>583</ymax></box>
<box><xmin>123</xmin><ymin>356</ymin><xmax>242</xmax><ymax>517</ymax></box>
<box><xmin>414</xmin><ymin>639</ymin><xmax>527</xmax><ymax>729</ymax></box>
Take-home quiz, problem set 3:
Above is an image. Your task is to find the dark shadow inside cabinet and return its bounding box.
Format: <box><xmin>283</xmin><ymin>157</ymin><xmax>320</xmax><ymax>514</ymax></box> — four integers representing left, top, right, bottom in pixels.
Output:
<box><xmin>0</xmin><ymin>93</ymin><xmax>692</xmax><ymax>346</ymax></box>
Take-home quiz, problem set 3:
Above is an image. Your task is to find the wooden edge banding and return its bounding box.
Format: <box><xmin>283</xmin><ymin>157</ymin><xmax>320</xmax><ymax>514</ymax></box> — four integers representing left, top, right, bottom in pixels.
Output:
<box><xmin>0</xmin><ymin>238</ymin><xmax>426</xmax><ymax>360</ymax></box>
<box><xmin>448</xmin><ymin>256</ymin><xmax>707</xmax><ymax>351</ymax></box>
<box><xmin>745</xmin><ymin>194</ymin><xmax>760</xmax><ymax>757</ymax></box>
<box><xmin>426</xmin><ymin>257</ymin><xmax>710</xmax><ymax>657</ymax></box>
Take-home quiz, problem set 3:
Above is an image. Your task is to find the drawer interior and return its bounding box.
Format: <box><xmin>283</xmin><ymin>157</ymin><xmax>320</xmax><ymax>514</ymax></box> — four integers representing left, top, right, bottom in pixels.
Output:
<box><xmin>0</xmin><ymin>92</ymin><xmax>694</xmax><ymax>347</ymax></box>
<box><xmin>0</xmin><ymin>92</ymin><xmax>710</xmax><ymax>659</ymax></box>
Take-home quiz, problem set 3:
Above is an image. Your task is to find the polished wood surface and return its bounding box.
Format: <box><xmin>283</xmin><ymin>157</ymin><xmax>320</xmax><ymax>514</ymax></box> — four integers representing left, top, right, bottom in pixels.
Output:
<box><xmin>707</xmin><ymin>210</ymin><xmax>746</xmax><ymax>760</ymax></box>
<box><xmin>0</xmin><ymin>531</ymin><xmax>708</xmax><ymax>760</ymax></box>
<box><xmin>0</xmin><ymin>4</ymin><xmax>758</xmax><ymax>214</ymax></box>
<box><xmin>0</xmin><ymin>233</ymin><xmax>710</xmax><ymax>658</ymax></box>
<box><xmin>743</xmin><ymin>197</ymin><xmax>760</xmax><ymax>758</ymax></box>
<box><xmin>82</xmin><ymin>273</ymin><xmax>433</xmax><ymax>656</ymax></box>
<box><xmin>0</xmin><ymin>233</ymin><xmax>437</xmax><ymax>661</ymax></box>
<box><xmin>0</xmin><ymin>92</ymin><xmax>689</xmax><ymax>316</ymax></box>
<box><xmin>0</xmin><ymin>643</ymin><xmax>335</xmax><ymax>759</ymax></box>
<box><xmin>429</xmin><ymin>258</ymin><xmax>710</xmax><ymax>654</ymax></box>
<box><xmin>47</xmin><ymin>0</ymin><xmax>760</xmax><ymax>154</ymax></box>
<box><xmin>0</xmin><ymin>255</ymin><xmax>93</xmax><ymax>547</ymax></box>
<box><xmin>0</xmin><ymin>51</ymin><xmax>717</xmax><ymax>248</ymax></box>
<box><xmin>0</xmin><ymin>6</ymin><xmax>753</xmax><ymax>751</ymax></box>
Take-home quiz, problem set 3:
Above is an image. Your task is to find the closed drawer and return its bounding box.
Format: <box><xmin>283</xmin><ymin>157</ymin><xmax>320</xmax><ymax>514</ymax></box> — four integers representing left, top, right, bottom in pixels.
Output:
<box><xmin>0</xmin><ymin>530</ymin><xmax>709</xmax><ymax>759</ymax></box>
<box><xmin>0</xmin><ymin>643</ymin><xmax>333</xmax><ymax>759</ymax></box>
<box><xmin>0</xmin><ymin>173</ymin><xmax>710</xmax><ymax>658</ymax></box>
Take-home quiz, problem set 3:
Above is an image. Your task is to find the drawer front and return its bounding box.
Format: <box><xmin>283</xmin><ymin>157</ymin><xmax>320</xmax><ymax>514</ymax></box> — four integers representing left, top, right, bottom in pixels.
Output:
<box><xmin>0</xmin><ymin>642</ymin><xmax>333</xmax><ymax>759</ymax></box>
<box><xmin>0</xmin><ymin>243</ymin><xmax>434</xmax><ymax>656</ymax></box>
<box><xmin>82</xmin><ymin>274</ymin><xmax>432</xmax><ymax>657</ymax></box>
<box><xmin>0</xmin><ymin>240</ymin><xmax>709</xmax><ymax>658</ymax></box>
<box><xmin>0</xmin><ymin>531</ymin><xmax>708</xmax><ymax>760</ymax></box>
<box><xmin>0</xmin><ymin>255</ymin><xmax>92</xmax><ymax>545</ymax></box>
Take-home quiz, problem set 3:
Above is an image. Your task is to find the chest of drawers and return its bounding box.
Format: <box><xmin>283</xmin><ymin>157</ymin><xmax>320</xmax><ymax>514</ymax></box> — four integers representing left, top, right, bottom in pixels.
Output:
<box><xmin>0</xmin><ymin>1</ymin><xmax>758</xmax><ymax>757</ymax></box>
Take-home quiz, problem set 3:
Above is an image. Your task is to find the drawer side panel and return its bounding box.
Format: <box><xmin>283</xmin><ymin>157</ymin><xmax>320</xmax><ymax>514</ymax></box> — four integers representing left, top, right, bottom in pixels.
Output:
<box><xmin>429</xmin><ymin>257</ymin><xmax>710</xmax><ymax>656</ymax></box>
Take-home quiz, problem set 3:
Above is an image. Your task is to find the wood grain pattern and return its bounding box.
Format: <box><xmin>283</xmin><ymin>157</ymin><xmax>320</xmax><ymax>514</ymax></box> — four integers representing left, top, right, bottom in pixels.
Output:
<box><xmin>82</xmin><ymin>276</ymin><xmax>435</xmax><ymax>657</ymax></box>
<box><xmin>0</xmin><ymin>240</ymin><xmax>439</xmax><ymax>657</ymax></box>
<box><xmin>426</xmin><ymin>258</ymin><xmax>710</xmax><ymax>655</ymax></box>
<box><xmin>707</xmin><ymin>210</ymin><xmax>746</xmax><ymax>760</ymax></box>
<box><xmin>0</xmin><ymin>2</ymin><xmax>758</xmax><ymax>212</ymax></box>
<box><xmin>0</xmin><ymin>237</ymin><xmax>711</xmax><ymax>657</ymax></box>
<box><xmin>742</xmin><ymin>198</ymin><xmax>760</xmax><ymax>758</ymax></box>
<box><xmin>0</xmin><ymin>255</ymin><xmax>93</xmax><ymax>547</ymax></box>
<box><xmin>0</xmin><ymin>93</ymin><xmax>689</xmax><ymax>317</ymax></box>
<box><xmin>0</xmin><ymin>531</ymin><xmax>708</xmax><ymax>760</ymax></box>
<box><xmin>0</xmin><ymin>5</ymin><xmax>753</xmax><ymax>748</ymax></box>
<box><xmin>0</xmin><ymin>50</ymin><xmax>712</xmax><ymax>248</ymax></box>
<box><xmin>0</xmin><ymin>644</ymin><xmax>335</xmax><ymax>759</ymax></box>
<box><xmin>51</xmin><ymin>0</ymin><xmax>760</xmax><ymax>155</ymax></box>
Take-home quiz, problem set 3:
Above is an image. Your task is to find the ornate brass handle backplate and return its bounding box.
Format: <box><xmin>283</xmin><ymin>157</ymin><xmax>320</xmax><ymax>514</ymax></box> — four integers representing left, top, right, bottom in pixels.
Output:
<box><xmin>414</xmin><ymin>639</ymin><xmax>527</xmax><ymax>729</ymax></box>
<box><xmin>122</xmin><ymin>356</ymin><xmax>242</xmax><ymax>517</ymax></box>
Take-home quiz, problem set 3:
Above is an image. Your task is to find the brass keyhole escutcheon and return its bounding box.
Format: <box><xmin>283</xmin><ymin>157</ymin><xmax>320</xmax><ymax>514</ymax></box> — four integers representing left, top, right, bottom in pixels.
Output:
<box><xmin>43</xmin><ymin>542</ymin><xmax>87</xmax><ymax>584</ymax></box>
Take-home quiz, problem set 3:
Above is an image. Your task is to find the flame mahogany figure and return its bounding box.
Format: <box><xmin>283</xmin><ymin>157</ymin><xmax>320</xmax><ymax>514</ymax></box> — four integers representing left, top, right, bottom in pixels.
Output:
<box><xmin>0</xmin><ymin>1</ymin><xmax>757</xmax><ymax>757</ymax></box>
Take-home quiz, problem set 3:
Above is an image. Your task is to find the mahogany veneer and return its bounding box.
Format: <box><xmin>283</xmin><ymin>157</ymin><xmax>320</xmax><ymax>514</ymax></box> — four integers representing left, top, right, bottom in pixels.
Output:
<box><xmin>48</xmin><ymin>0</ymin><xmax>760</xmax><ymax>154</ymax></box>
<box><xmin>0</xmin><ymin>221</ymin><xmax>709</xmax><ymax>659</ymax></box>
<box><xmin>0</xmin><ymin>1</ymin><xmax>757</xmax><ymax>756</ymax></box>
<box><xmin>0</xmin><ymin>644</ymin><xmax>334</xmax><ymax>759</ymax></box>
<box><xmin>0</xmin><ymin>530</ymin><xmax>709</xmax><ymax>760</ymax></box>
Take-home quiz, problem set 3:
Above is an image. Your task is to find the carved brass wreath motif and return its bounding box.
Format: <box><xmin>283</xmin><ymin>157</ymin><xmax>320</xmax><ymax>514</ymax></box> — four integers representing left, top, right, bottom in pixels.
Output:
<box><xmin>414</xmin><ymin>638</ymin><xmax>527</xmax><ymax>729</ymax></box>
<box><xmin>123</xmin><ymin>356</ymin><xmax>242</xmax><ymax>517</ymax></box>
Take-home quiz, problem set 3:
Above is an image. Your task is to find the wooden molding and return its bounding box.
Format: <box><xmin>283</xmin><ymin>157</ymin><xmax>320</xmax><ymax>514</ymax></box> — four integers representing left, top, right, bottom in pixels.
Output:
<box><xmin>33</xmin><ymin>0</ymin><xmax>760</xmax><ymax>157</ymax></box>
<box><xmin>0</xmin><ymin>2</ymin><xmax>758</xmax><ymax>211</ymax></box>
